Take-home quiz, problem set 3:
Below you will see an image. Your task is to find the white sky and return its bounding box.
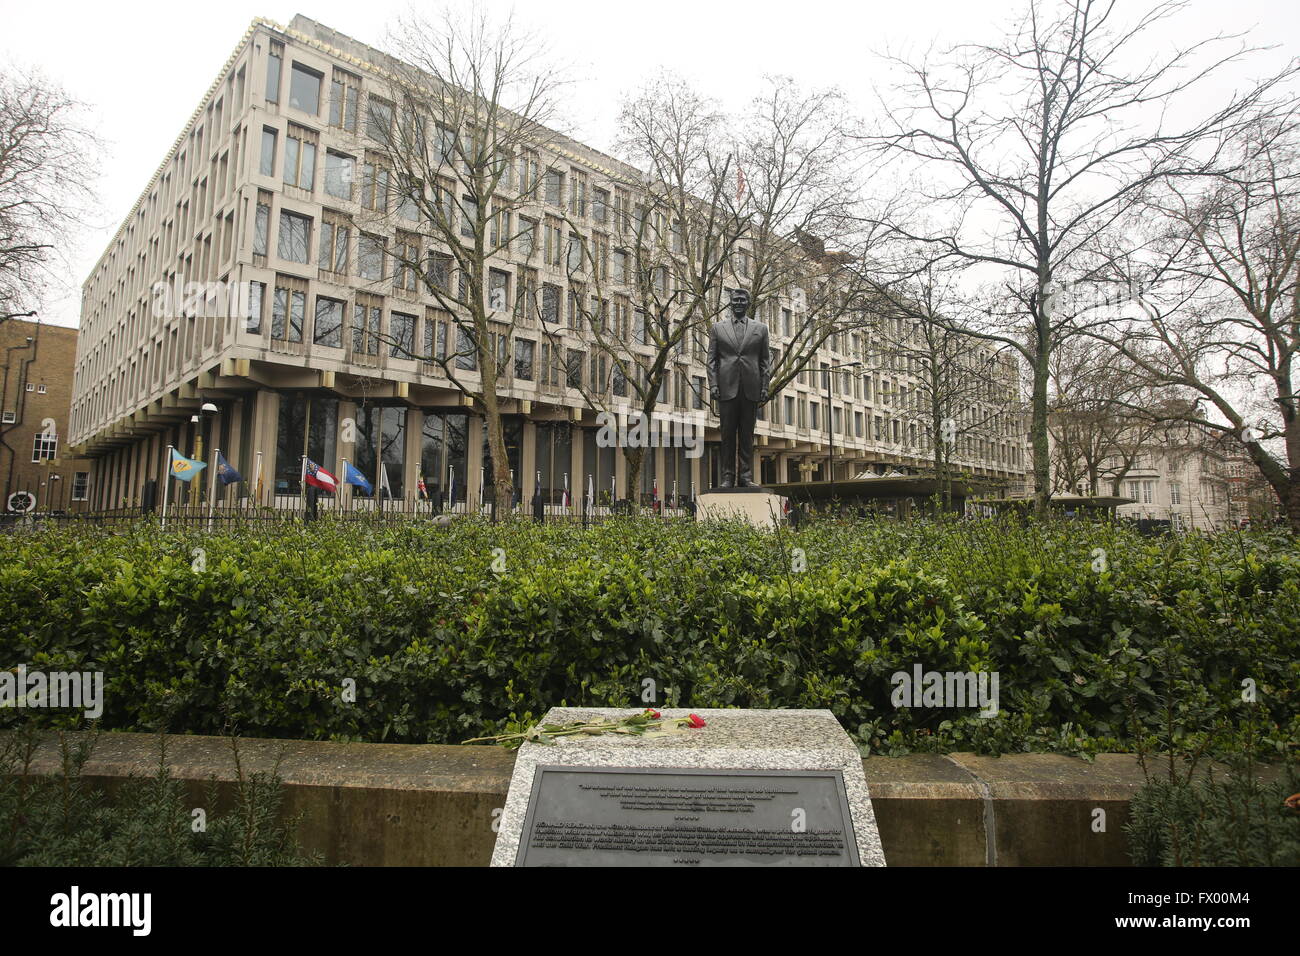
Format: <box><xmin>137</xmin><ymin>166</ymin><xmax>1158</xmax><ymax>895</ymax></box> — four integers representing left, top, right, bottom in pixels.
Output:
<box><xmin>3</xmin><ymin>0</ymin><xmax>1297</xmax><ymax>329</ymax></box>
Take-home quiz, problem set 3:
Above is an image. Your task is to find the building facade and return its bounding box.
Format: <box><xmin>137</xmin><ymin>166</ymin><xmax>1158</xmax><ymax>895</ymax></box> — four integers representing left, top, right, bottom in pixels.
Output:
<box><xmin>70</xmin><ymin>16</ymin><xmax>1027</xmax><ymax>511</ymax></box>
<box><xmin>1</xmin><ymin>319</ymin><xmax>95</xmax><ymax>514</ymax></box>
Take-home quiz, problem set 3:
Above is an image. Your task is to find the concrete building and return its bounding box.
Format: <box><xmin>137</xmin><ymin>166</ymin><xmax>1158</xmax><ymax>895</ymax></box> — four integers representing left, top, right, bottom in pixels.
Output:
<box><xmin>69</xmin><ymin>15</ymin><xmax>1027</xmax><ymax>511</ymax></box>
<box><xmin>1</xmin><ymin>319</ymin><xmax>95</xmax><ymax>514</ymax></box>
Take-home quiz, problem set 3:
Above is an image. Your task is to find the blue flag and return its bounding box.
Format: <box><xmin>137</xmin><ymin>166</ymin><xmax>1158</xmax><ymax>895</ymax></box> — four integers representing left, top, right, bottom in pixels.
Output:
<box><xmin>215</xmin><ymin>451</ymin><xmax>243</xmax><ymax>486</ymax></box>
<box><xmin>169</xmin><ymin>448</ymin><xmax>206</xmax><ymax>482</ymax></box>
<box><xmin>343</xmin><ymin>462</ymin><xmax>373</xmax><ymax>495</ymax></box>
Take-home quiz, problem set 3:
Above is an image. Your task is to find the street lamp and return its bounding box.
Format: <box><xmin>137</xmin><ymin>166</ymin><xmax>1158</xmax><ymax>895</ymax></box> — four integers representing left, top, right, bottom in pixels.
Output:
<box><xmin>823</xmin><ymin>361</ymin><xmax>861</xmax><ymax>489</ymax></box>
<box><xmin>190</xmin><ymin>402</ymin><xmax>219</xmax><ymax>506</ymax></box>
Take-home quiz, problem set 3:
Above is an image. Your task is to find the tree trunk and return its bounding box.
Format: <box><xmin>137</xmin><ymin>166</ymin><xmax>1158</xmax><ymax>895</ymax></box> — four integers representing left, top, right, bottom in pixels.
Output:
<box><xmin>1031</xmin><ymin>353</ymin><xmax>1052</xmax><ymax>518</ymax></box>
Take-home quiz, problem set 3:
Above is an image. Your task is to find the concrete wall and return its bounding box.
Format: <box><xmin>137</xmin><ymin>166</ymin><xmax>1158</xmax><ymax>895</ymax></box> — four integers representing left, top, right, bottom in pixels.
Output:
<box><xmin>6</xmin><ymin>731</ymin><xmax>1261</xmax><ymax>867</ymax></box>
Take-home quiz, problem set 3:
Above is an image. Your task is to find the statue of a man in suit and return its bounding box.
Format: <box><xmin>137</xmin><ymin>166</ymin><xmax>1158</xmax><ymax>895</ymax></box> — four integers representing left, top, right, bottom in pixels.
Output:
<box><xmin>707</xmin><ymin>288</ymin><xmax>771</xmax><ymax>488</ymax></box>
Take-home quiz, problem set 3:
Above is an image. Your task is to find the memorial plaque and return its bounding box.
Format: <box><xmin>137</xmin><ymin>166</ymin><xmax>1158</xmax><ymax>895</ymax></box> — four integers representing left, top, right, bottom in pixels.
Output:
<box><xmin>518</xmin><ymin>766</ymin><xmax>859</xmax><ymax>866</ymax></box>
<box><xmin>491</xmin><ymin>708</ymin><xmax>886</xmax><ymax>867</ymax></box>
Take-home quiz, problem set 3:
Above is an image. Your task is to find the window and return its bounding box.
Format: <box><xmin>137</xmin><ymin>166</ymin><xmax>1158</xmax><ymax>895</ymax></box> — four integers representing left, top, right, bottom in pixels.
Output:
<box><xmin>277</xmin><ymin>210</ymin><xmax>311</xmax><ymax>263</ymax></box>
<box><xmin>319</xmin><ymin>213</ymin><xmax>350</xmax><ymax>273</ymax></box>
<box><xmin>246</xmin><ymin>281</ymin><xmax>265</xmax><ymax>332</ymax></box>
<box><xmin>24</xmin><ymin>383</ymin><xmax>34</xmax><ymax>392</ymax></box>
<box><xmin>361</xmin><ymin>161</ymin><xmax>390</xmax><ymax>212</ymax></box>
<box><xmin>612</xmin><ymin>364</ymin><xmax>627</xmax><ymax>397</ymax></box>
<box><xmin>329</xmin><ymin>69</ymin><xmax>360</xmax><ymax>131</ymax></box>
<box><xmin>358</xmin><ymin>233</ymin><xmax>385</xmax><ymax>280</ymax></box>
<box><xmin>266</xmin><ymin>42</ymin><xmax>283</xmax><ymax>104</ymax></box>
<box><xmin>566</xmin><ymin>349</ymin><xmax>584</xmax><ymax>389</ymax></box>
<box><xmin>271</xmin><ymin>283</ymin><xmax>305</xmax><ymax>342</ymax></box>
<box><xmin>785</xmin><ymin>395</ymin><xmax>796</xmax><ymax>425</ymax></box>
<box><xmin>260</xmin><ymin>127</ymin><xmax>277</xmax><ymax>177</ymax></box>
<box><xmin>427</xmin><ymin>252</ymin><xmax>452</xmax><ymax>292</ymax></box>
<box><xmin>324</xmin><ymin>151</ymin><xmax>354</xmax><ymax>199</ymax></box>
<box><xmin>569</xmin><ymin>170</ymin><xmax>587</xmax><ymax>217</ymax></box>
<box><xmin>289</xmin><ymin>63</ymin><xmax>322</xmax><ymax>115</ymax></box>
<box><xmin>541</xmin><ymin>284</ymin><xmax>560</xmax><ymax>324</ymax></box>
<box><xmin>592</xmin><ymin>187</ymin><xmax>609</xmax><ymax>224</ymax></box>
<box><xmin>390</xmin><ymin>312</ymin><xmax>416</xmax><ymax>358</ymax></box>
<box><xmin>394</xmin><ymin>233</ymin><xmax>419</xmax><ymax>292</ymax></box>
<box><xmin>612</xmin><ymin>249</ymin><xmax>628</xmax><ymax>283</ymax></box>
<box><xmin>518</xmin><ymin>217</ymin><xmax>537</xmax><ymax>257</ymax></box>
<box><xmin>544</xmin><ymin>169</ymin><xmax>563</xmax><ymax>206</ymax></box>
<box><xmin>460</xmin><ymin>195</ymin><xmax>477</xmax><ymax>238</ymax></box>
<box><xmin>352</xmin><ymin>296</ymin><xmax>381</xmax><ymax>355</ymax></box>
<box><xmin>283</xmin><ymin>125</ymin><xmax>317</xmax><ymax>190</ymax></box>
<box><xmin>514</xmin><ymin>338</ymin><xmax>534</xmax><ymax>380</ymax></box>
<box><xmin>367</xmin><ymin>96</ymin><xmax>393</xmax><ymax>143</ymax></box>
<box><xmin>488</xmin><ymin>269</ymin><xmax>510</xmax><ymax>313</ymax></box>
<box><xmin>254</xmin><ymin>197</ymin><xmax>271</xmax><ymax>256</ymax></box>
<box><xmin>1170</xmin><ymin>481</ymin><xmax>1182</xmax><ymax>505</ymax></box>
<box><xmin>694</xmin><ymin>376</ymin><xmax>706</xmax><ymax>410</ymax></box>
<box><xmin>313</xmin><ymin>296</ymin><xmax>344</xmax><ymax>348</ymax></box>
<box><xmin>31</xmin><ymin>433</ymin><xmax>57</xmax><ymax>462</ymax></box>
<box><xmin>72</xmin><ymin>472</ymin><xmax>89</xmax><ymax>501</ymax></box>
<box><xmin>455</xmin><ymin>326</ymin><xmax>477</xmax><ymax>370</ymax></box>
<box><xmin>567</xmin><ymin>234</ymin><xmax>583</xmax><ymax>272</ymax></box>
<box><xmin>397</xmin><ymin>176</ymin><xmax>420</xmax><ymax>221</ymax></box>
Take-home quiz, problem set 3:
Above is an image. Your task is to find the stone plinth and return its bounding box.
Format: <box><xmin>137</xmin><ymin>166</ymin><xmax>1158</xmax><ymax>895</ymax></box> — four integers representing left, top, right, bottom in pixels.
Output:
<box><xmin>490</xmin><ymin>707</ymin><xmax>885</xmax><ymax>867</ymax></box>
<box><xmin>696</xmin><ymin>488</ymin><xmax>787</xmax><ymax>530</ymax></box>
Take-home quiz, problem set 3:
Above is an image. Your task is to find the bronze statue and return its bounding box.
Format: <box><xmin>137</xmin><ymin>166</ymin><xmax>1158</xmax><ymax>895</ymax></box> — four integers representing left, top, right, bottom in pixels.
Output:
<box><xmin>707</xmin><ymin>289</ymin><xmax>771</xmax><ymax>488</ymax></box>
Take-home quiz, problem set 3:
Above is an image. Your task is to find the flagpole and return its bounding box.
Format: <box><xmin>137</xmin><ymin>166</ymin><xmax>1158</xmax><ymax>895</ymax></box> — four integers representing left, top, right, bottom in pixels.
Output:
<box><xmin>340</xmin><ymin>457</ymin><xmax>348</xmax><ymax>516</ymax></box>
<box><xmin>299</xmin><ymin>455</ymin><xmax>307</xmax><ymax>517</ymax></box>
<box><xmin>208</xmin><ymin>447</ymin><xmax>220</xmax><ymax>532</ymax></box>
<box><xmin>162</xmin><ymin>445</ymin><xmax>173</xmax><ymax>529</ymax></box>
<box><xmin>447</xmin><ymin>465</ymin><xmax>453</xmax><ymax>515</ymax></box>
<box><xmin>252</xmin><ymin>451</ymin><xmax>263</xmax><ymax>511</ymax></box>
<box><xmin>564</xmin><ymin>472</ymin><xmax>569</xmax><ymax>515</ymax></box>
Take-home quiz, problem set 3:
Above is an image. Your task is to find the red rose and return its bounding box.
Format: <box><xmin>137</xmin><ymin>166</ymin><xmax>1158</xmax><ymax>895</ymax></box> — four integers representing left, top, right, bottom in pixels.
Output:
<box><xmin>645</xmin><ymin>709</ymin><xmax>661</xmax><ymax>719</ymax></box>
<box><xmin>686</xmin><ymin>713</ymin><xmax>706</xmax><ymax>728</ymax></box>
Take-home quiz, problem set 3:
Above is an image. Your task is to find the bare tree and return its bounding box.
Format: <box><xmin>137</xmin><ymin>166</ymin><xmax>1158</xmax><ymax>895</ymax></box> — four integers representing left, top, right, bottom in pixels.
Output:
<box><xmin>871</xmin><ymin>265</ymin><xmax>1024</xmax><ymax>507</ymax></box>
<box><xmin>562</xmin><ymin>73</ymin><xmax>743</xmax><ymax>506</ymax></box>
<box><xmin>1048</xmin><ymin>336</ymin><xmax>1166</xmax><ymax>495</ymax></box>
<box><xmin>359</xmin><ymin>3</ymin><xmax>570</xmax><ymax>514</ymax></box>
<box><xmin>0</xmin><ymin>67</ymin><xmax>99</xmax><ymax>321</ymax></box>
<box><xmin>1081</xmin><ymin>114</ymin><xmax>1300</xmax><ymax>529</ymax></box>
<box><xmin>864</xmin><ymin>0</ymin><xmax>1297</xmax><ymax>515</ymax></box>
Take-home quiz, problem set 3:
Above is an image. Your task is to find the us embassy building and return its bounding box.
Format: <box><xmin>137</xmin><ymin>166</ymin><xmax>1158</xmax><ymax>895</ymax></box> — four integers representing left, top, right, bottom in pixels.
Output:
<box><xmin>70</xmin><ymin>15</ymin><xmax>1028</xmax><ymax>512</ymax></box>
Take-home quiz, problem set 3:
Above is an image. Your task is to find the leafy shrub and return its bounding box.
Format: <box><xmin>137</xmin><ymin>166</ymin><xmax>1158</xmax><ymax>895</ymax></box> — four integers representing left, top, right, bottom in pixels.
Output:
<box><xmin>0</xmin><ymin>514</ymin><xmax>1295</xmax><ymax>758</ymax></box>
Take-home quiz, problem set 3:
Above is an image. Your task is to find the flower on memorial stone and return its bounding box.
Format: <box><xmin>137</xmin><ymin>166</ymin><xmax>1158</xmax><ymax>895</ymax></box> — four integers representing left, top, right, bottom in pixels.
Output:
<box><xmin>462</xmin><ymin>709</ymin><xmax>708</xmax><ymax>748</ymax></box>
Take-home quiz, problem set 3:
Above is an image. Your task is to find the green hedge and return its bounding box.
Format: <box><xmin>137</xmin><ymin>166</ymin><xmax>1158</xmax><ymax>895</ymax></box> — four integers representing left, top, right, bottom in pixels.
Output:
<box><xmin>1</xmin><ymin>516</ymin><xmax>1296</xmax><ymax>757</ymax></box>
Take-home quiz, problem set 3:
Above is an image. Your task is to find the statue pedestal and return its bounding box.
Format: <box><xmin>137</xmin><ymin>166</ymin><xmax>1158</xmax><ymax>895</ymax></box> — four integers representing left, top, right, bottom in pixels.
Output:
<box><xmin>696</xmin><ymin>487</ymin><xmax>788</xmax><ymax>530</ymax></box>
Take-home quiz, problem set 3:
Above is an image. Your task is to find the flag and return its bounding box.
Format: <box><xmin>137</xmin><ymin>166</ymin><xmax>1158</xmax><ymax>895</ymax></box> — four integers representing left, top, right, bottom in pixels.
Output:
<box><xmin>170</xmin><ymin>448</ymin><xmax>206</xmax><ymax>482</ymax></box>
<box><xmin>342</xmin><ymin>462</ymin><xmax>372</xmax><ymax>495</ymax></box>
<box><xmin>215</xmin><ymin>451</ymin><xmax>243</xmax><ymax>486</ymax></box>
<box><xmin>304</xmin><ymin>459</ymin><xmax>338</xmax><ymax>493</ymax></box>
<box><xmin>417</xmin><ymin>475</ymin><xmax>428</xmax><ymax>499</ymax></box>
<box><xmin>379</xmin><ymin>462</ymin><xmax>392</xmax><ymax>499</ymax></box>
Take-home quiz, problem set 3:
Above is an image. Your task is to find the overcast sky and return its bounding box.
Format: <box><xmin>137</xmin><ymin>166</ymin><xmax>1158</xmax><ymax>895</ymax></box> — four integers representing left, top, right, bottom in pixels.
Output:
<box><xmin>4</xmin><ymin>0</ymin><xmax>1297</xmax><ymax>329</ymax></box>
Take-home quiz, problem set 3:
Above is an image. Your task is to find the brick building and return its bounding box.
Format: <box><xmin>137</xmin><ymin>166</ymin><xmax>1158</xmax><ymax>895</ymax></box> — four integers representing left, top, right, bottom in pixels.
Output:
<box><xmin>0</xmin><ymin>319</ymin><xmax>94</xmax><ymax>513</ymax></box>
